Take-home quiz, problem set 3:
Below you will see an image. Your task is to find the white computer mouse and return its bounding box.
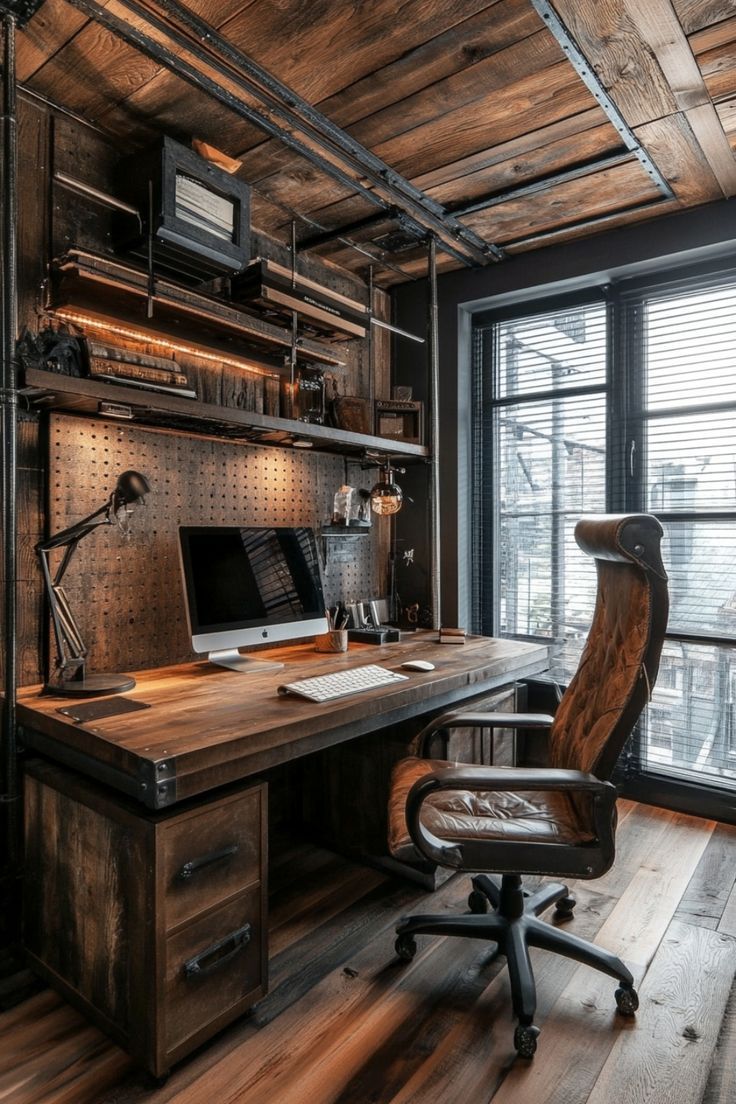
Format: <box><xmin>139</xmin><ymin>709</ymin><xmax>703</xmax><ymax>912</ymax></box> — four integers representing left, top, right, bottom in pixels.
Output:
<box><xmin>400</xmin><ymin>659</ymin><xmax>436</xmax><ymax>672</ymax></box>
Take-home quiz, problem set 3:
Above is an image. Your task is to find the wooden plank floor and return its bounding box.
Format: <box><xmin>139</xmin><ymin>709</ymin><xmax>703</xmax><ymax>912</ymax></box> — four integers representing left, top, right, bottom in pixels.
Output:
<box><xmin>2</xmin><ymin>801</ymin><xmax>735</xmax><ymax>1104</ymax></box>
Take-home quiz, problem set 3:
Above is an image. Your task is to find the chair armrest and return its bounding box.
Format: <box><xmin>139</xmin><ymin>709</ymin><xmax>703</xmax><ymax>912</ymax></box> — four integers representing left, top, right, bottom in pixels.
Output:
<box><xmin>414</xmin><ymin>710</ymin><xmax>554</xmax><ymax>757</ymax></box>
<box><xmin>405</xmin><ymin>765</ymin><xmax>616</xmax><ymax>868</ymax></box>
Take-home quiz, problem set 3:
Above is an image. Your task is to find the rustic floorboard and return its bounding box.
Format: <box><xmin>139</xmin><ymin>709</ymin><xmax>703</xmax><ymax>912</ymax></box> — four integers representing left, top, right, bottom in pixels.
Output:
<box><xmin>1</xmin><ymin>802</ymin><xmax>734</xmax><ymax>1104</ymax></box>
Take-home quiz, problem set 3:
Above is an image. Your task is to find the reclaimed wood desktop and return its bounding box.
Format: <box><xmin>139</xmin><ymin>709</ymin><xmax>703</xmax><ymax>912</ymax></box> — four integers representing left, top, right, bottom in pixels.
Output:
<box><xmin>18</xmin><ymin>633</ymin><xmax>548</xmax><ymax>1076</ymax></box>
<box><xmin>17</xmin><ymin>633</ymin><xmax>548</xmax><ymax>810</ymax></box>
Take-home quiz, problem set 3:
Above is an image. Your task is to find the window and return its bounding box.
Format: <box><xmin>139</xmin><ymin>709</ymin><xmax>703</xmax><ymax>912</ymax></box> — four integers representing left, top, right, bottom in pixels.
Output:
<box><xmin>475</xmin><ymin>298</ymin><xmax>608</xmax><ymax>679</ymax></box>
<box><xmin>474</xmin><ymin>267</ymin><xmax>736</xmax><ymax>799</ymax></box>
<box><xmin>628</xmin><ymin>276</ymin><xmax>736</xmax><ymax>787</ymax></box>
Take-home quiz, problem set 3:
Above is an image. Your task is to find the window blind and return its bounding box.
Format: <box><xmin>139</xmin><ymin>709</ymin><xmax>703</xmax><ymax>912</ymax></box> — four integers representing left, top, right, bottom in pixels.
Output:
<box><xmin>631</xmin><ymin>276</ymin><xmax>736</xmax><ymax>786</ymax></box>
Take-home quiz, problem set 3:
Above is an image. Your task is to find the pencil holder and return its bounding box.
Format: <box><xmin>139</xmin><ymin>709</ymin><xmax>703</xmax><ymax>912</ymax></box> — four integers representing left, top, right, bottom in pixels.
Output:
<box><xmin>314</xmin><ymin>630</ymin><xmax>349</xmax><ymax>653</ymax></box>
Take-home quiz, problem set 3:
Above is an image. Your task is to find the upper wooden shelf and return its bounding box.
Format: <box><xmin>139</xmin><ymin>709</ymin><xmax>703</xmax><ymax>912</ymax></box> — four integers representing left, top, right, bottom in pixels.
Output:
<box><xmin>48</xmin><ymin>250</ymin><xmax>345</xmax><ymax>372</ymax></box>
<box><xmin>20</xmin><ymin>368</ymin><xmax>429</xmax><ymax>459</ymax></box>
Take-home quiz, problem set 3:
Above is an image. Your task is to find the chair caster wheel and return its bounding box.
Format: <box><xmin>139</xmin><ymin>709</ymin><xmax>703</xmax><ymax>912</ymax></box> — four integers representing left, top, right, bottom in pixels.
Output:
<box><xmin>554</xmin><ymin>895</ymin><xmax>576</xmax><ymax>918</ymax></box>
<box><xmin>468</xmin><ymin>890</ymin><xmax>489</xmax><ymax>914</ymax></box>
<box><xmin>395</xmin><ymin>934</ymin><xmax>417</xmax><ymax>962</ymax></box>
<box><xmin>615</xmin><ymin>985</ymin><xmax>639</xmax><ymax>1016</ymax></box>
<box><xmin>514</xmin><ymin>1023</ymin><xmax>540</xmax><ymax>1058</ymax></box>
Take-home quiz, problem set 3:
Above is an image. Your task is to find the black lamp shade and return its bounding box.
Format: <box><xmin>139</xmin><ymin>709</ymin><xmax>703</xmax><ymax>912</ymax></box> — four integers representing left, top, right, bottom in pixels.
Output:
<box><xmin>113</xmin><ymin>470</ymin><xmax>151</xmax><ymax>509</ymax></box>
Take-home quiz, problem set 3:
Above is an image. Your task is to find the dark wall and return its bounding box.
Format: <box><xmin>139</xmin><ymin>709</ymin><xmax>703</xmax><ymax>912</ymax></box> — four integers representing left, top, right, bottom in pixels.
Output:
<box><xmin>392</xmin><ymin>200</ymin><xmax>736</xmax><ymax>630</ymax></box>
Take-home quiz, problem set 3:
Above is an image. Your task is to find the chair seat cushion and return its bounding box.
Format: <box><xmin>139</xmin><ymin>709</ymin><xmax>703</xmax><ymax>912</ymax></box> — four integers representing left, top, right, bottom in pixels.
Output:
<box><xmin>388</xmin><ymin>757</ymin><xmax>596</xmax><ymax>863</ymax></box>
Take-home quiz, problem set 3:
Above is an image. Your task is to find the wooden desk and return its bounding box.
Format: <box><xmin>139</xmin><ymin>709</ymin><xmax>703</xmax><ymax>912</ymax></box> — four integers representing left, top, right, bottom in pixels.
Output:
<box><xmin>19</xmin><ymin>634</ymin><xmax>548</xmax><ymax>1076</ymax></box>
<box><xmin>18</xmin><ymin>634</ymin><xmax>549</xmax><ymax>810</ymax></box>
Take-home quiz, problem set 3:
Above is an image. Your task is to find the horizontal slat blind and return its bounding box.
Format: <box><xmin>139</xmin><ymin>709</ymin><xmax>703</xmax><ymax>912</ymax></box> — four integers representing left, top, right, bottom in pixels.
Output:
<box><xmin>636</xmin><ymin>277</ymin><xmax>736</xmax><ymax>787</ymax></box>
<box><xmin>481</xmin><ymin>301</ymin><xmax>607</xmax><ymax>679</ymax></box>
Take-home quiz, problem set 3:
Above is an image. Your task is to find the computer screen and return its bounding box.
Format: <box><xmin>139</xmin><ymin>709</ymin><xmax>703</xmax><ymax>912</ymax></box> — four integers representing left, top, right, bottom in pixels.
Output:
<box><xmin>179</xmin><ymin>526</ymin><xmax>327</xmax><ymax>673</ymax></box>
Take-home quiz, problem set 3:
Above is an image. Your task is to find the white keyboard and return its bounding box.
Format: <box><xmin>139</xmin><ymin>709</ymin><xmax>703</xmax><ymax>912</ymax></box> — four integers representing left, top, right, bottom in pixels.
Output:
<box><xmin>277</xmin><ymin>664</ymin><xmax>409</xmax><ymax>703</ymax></box>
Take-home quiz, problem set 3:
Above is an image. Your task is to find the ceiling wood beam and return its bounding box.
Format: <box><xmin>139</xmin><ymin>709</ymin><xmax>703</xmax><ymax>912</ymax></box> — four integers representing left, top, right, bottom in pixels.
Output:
<box><xmin>65</xmin><ymin>0</ymin><xmax>504</xmax><ymax>266</ymax></box>
<box><xmin>544</xmin><ymin>0</ymin><xmax>736</xmax><ymax>200</ymax></box>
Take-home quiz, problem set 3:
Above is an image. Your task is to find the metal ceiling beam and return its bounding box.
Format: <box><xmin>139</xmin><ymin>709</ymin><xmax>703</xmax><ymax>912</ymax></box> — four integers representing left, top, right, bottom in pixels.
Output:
<box><xmin>65</xmin><ymin>0</ymin><xmax>503</xmax><ymax>267</ymax></box>
<box><xmin>530</xmin><ymin>0</ymin><xmax>675</xmax><ymax>201</ymax></box>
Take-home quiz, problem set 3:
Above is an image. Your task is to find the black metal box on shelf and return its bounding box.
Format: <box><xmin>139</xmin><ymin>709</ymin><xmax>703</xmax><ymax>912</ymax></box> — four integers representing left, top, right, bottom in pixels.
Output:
<box><xmin>114</xmin><ymin>136</ymin><xmax>250</xmax><ymax>285</ymax></box>
<box><xmin>231</xmin><ymin>259</ymin><xmax>368</xmax><ymax>341</ymax></box>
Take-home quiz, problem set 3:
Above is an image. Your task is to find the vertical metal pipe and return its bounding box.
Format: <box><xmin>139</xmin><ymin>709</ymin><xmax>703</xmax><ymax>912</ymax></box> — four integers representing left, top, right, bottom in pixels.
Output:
<box><xmin>367</xmin><ymin>263</ymin><xmax>374</xmax><ymax>410</ymax></box>
<box><xmin>428</xmin><ymin>236</ymin><xmax>441</xmax><ymax>629</ymax></box>
<box><xmin>1</xmin><ymin>13</ymin><xmax>19</xmax><ymax>861</ymax></box>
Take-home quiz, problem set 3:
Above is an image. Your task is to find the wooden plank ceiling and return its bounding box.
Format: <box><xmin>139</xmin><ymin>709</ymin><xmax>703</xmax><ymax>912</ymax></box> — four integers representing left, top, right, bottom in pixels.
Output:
<box><xmin>13</xmin><ymin>0</ymin><xmax>736</xmax><ymax>286</ymax></box>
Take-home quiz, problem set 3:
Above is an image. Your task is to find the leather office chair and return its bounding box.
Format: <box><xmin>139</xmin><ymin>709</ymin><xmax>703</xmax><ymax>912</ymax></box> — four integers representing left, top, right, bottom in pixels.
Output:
<box><xmin>387</xmin><ymin>514</ymin><xmax>668</xmax><ymax>1058</ymax></box>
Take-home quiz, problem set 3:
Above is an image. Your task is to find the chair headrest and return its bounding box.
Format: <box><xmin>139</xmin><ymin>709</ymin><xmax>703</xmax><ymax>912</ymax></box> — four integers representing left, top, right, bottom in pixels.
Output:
<box><xmin>574</xmin><ymin>514</ymin><xmax>668</xmax><ymax>580</ymax></box>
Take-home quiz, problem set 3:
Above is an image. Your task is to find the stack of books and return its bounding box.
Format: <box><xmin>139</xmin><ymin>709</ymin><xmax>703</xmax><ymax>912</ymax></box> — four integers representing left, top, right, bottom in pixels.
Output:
<box><xmin>86</xmin><ymin>340</ymin><xmax>196</xmax><ymax>398</ymax></box>
<box><xmin>439</xmin><ymin>627</ymin><xmax>467</xmax><ymax>645</ymax></box>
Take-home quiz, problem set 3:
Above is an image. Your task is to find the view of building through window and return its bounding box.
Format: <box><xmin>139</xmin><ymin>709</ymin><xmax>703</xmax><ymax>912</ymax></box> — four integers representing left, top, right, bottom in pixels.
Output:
<box><xmin>479</xmin><ymin>276</ymin><xmax>736</xmax><ymax>793</ymax></box>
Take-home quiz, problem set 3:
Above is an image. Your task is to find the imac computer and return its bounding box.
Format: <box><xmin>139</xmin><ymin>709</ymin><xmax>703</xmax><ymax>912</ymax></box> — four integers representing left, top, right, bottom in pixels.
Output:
<box><xmin>179</xmin><ymin>525</ymin><xmax>328</xmax><ymax>673</ymax></box>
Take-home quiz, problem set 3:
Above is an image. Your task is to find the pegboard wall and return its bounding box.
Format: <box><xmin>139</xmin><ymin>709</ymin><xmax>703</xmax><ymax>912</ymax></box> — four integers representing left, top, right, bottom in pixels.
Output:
<box><xmin>48</xmin><ymin>414</ymin><xmax>389</xmax><ymax>673</ymax></box>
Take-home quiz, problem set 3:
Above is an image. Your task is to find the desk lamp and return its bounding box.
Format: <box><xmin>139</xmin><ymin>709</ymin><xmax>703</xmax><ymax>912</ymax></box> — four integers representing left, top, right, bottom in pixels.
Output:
<box><xmin>37</xmin><ymin>470</ymin><xmax>151</xmax><ymax>697</ymax></box>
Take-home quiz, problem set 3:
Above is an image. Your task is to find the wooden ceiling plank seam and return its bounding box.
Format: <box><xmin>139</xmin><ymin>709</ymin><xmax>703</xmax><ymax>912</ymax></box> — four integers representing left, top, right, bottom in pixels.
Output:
<box><xmin>618</xmin><ymin>0</ymin><xmax>712</xmax><ymax>113</ymax></box>
<box><xmin>461</xmin><ymin>161</ymin><xmax>664</xmax><ymax>243</ymax></box>
<box><xmin>410</xmin><ymin>107</ymin><xmax>611</xmax><ymax>193</ymax></box>
<box><xmin>504</xmin><ymin>196</ymin><xmax>679</xmax><ymax>252</ymax></box>
<box><xmin>232</xmin><ymin>12</ymin><xmax>556</xmax><ymax>189</ymax></box>
<box><xmin>133</xmin><ymin>0</ymin><xmax>504</xmax><ymax>262</ymax></box>
<box><xmin>633</xmin><ymin>112</ymin><xmax>724</xmax><ymax>204</ymax></box>
<box><xmin>672</xmin><ymin>0</ymin><xmax>736</xmax><ymax>37</ymax></box>
<box><xmin>451</xmin><ymin>149</ymin><xmax>634</xmax><ymax>217</ymax></box>
<box><xmin>227</xmin><ymin>0</ymin><xmax>523</xmax><ymax>174</ymax></box>
<box><xmin>682</xmin><ymin>103</ymin><xmax>736</xmax><ymax>194</ymax></box>
<box><xmin>63</xmin><ymin>0</ymin><xmax>497</xmax><ymax>267</ymax></box>
<box><xmin>530</xmin><ymin>0</ymin><xmax>676</xmax><ymax>200</ymax></box>
<box><xmin>688</xmin><ymin>13</ymin><xmax>736</xmax><ymax>56</ymax></box>
<box><xmin>15</xmin><ymin>0</ymin><xmax>90</xmax><ymax>83</ymax></box>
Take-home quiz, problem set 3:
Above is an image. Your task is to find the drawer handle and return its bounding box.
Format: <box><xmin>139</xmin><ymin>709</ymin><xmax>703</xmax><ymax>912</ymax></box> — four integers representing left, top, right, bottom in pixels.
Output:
<box><xmin>183</xmin><ymin>923</ymin><xmax>252</xmax><ymax>980</ymax></box>
<box><xmin>177</xmin><ymin>843</ymin><xmax>239</xmax><ymax>882</ymax></box>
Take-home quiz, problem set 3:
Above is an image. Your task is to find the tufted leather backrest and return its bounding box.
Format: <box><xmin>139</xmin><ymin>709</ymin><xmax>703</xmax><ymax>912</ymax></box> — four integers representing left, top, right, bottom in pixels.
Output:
<box><xmin>548</xmin><ymin>515</ymin><xmax>669</xmax><ymax>779</ymax></box>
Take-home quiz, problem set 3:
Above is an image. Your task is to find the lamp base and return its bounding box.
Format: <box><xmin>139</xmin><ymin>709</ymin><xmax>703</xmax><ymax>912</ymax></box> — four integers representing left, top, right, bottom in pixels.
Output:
<box><xmin>46</xmin><ymin>672</ymin><xmax>136</xmax><ymax>698</ymax></box>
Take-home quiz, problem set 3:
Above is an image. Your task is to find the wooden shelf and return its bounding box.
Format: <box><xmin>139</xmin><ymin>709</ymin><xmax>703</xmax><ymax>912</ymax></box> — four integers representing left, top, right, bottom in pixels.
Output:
<box><xmin>321</xmin><ymin>524</ymin><xmax>372</xmax><ymax>536</ymax></box>
<box><xmin>20</xmin><ymin>368</ymin><xmax>429</xmax><ymax>459</ymax></box>
<box><xmin>48</xmin><ymin>249</ymin><xmax>345</xmax><ymax>372</ymax></box>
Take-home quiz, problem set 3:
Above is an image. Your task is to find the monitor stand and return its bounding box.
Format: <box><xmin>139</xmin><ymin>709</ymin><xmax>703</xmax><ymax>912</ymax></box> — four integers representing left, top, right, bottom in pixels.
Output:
<box><xmin>208</xmin><ymin>649</ymin><xmax>285</xmax><ymax>674</ymax></box>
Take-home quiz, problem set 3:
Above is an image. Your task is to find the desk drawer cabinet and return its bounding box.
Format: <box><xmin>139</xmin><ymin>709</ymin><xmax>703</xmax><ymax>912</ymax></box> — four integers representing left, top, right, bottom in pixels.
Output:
<box><xmin>24</xmin><ymin>759</ymin><xmax>267</xmax><ymax>1077</ymax></box>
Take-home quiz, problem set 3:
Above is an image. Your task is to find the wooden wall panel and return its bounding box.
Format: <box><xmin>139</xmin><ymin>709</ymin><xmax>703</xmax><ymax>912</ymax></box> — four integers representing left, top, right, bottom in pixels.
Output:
<box><xmin>46</xmin><ymin>414</ymin><xmax>390</xmax><ymax>677</ymax></box>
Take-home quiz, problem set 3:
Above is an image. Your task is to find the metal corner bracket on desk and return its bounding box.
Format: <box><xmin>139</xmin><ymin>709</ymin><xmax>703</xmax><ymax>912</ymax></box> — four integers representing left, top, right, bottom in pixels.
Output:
<box><xmin>17</xmin><ymin>725</ymin><xmax>178</xmax><ymax>809</ymax></box>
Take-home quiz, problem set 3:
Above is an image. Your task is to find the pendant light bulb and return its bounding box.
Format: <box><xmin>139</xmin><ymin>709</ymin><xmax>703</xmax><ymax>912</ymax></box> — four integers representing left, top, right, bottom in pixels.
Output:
<box><xmin>370</xmin><ymin>466</ymin><xmax>403</xmax><ymax>516</ymax></box>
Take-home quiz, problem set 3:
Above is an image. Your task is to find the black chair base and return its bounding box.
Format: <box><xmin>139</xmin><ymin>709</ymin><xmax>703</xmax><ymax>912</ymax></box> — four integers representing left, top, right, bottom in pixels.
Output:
<box><xmin>395</xmin><ymin>873</ymin><xmax>637</xmax><ymax>1058</ymax></box>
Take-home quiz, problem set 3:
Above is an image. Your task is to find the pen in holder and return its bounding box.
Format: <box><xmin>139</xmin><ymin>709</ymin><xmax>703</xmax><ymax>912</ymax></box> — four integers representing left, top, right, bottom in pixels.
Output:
<box><xmin>315</xmin><ymin>630</ymin><xmax>349</xmax><ymax>654</ymax></box>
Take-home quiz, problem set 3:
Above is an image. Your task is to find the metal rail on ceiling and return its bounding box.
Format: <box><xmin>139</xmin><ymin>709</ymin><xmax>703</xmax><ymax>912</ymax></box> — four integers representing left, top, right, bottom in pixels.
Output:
<box><xmin>529</xmin><ymin>0</ymin><xmax>675</xmax><ymax>202</ymax></box>
<box><xmin>64</xmin><ymin>0</ymin><xmax>503</xmax><ymax>268</ymax></box>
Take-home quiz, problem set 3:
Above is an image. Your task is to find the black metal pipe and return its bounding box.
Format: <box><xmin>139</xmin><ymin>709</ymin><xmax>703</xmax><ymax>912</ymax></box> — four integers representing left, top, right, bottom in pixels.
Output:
<box><xmin>427</xmin><ymin>236</ymin><xmax>441</xmax><ymax>629</ymax></box>
<box><xmin>1</xmin><ymin>11</ymin><xmax>19</xmax><ymax>862</ymax></box>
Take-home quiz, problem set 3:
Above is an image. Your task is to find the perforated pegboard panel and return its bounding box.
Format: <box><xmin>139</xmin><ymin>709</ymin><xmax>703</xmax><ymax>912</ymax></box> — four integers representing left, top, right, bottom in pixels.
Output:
<box><xmin>49</xmin><ymin>414</ymin><xmax>388</xmax><ymax>672</ymax></box>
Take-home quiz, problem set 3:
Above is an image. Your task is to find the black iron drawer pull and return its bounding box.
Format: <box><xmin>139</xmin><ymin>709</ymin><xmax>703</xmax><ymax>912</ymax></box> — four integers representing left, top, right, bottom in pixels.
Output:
<box><xmin>177</xmin><ymin>843</ymin><xmax>239</xmax><ymax>881</ymax></box>
<box><xmin>183</xmin><ymin>923</ymin><xmax>252</xmax><ymax>979</ymax></box>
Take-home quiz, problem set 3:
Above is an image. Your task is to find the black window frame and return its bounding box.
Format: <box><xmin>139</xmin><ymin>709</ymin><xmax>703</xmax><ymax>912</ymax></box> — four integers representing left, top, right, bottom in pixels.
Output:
<box><xmin>472</xmin><ymin>258</ymin><xmax>736</xmax><ymax>825</ymax></box>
